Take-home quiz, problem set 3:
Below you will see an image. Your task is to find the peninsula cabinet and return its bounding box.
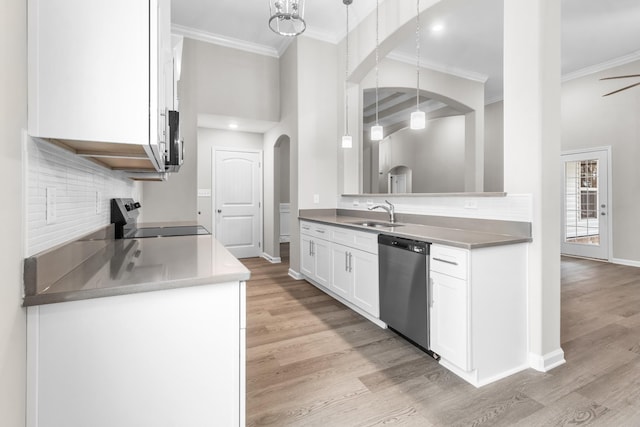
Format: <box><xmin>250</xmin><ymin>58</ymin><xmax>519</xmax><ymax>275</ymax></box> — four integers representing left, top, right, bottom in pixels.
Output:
<box><xmin>429</xmin><ymin>243</ymin><xmax>528</xmax><ymax>387</ymax></box>
<box><xmin>26</xmin><ymin>282</ymin><xmax>246</xmax><ymax>427</ymax></box>
<box><xmin>27</xmin><ymin>0</ymin><xmax>172</xmax><ymax>172</ymax></box>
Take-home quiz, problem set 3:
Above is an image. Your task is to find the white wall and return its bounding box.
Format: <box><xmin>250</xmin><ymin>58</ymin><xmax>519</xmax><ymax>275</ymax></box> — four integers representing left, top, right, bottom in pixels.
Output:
<box><xmin>278</xmin><ymin>140</ymin><xmax>291</xmax><ymax>204</ymax></box>
<box><xmin>297</xmin><ymin>37</ymin><xmax>339</xmax><ymax>210</ymax></box>
<box><xmin>484</xmin><ymin>101</ymin><xmax>504</xmax><ymax>192</ymax></box>
<box><xmin>26</xmin><ymin>138</ymin><xmax>138</xmax><ymax>255</ymax></box>
<box><xmin>190</xmin><ymin>40</ymin><xmax>279</xmax><ymax>122</ymax></box>
<box><xmin>562</xmin><ymin>59</ymin><xmax>640</xmax><ymax>263</ymax></box>
<box><xmin>196</xmin><ymin>128</ymin><xmax>263</xmax><ymax>232</ymax></box>
<box><xmin>264</xmin><ymin>41</ymin><xmax>299</xmax><ymax>266</ymax></box>
<box><xmin>504</xmin><ymin>0</ymin><xmax>562</xmax><ymax>370</ymax></box>
<box><xmin>143</xmin><ymin>38</ymin><xmax>280</xmax><ymax>223</ymax></box>
<box><xmin>1</xmin><ymin>0</ymin><xmax>26</xmax><ymax>423</ymax></box>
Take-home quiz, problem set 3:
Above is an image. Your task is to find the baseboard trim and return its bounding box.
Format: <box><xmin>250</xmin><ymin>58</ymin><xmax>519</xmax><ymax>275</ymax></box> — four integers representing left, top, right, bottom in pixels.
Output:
<box><xmin>261</xmin><ymin>253</ymin><xmax>281</xmax><ymax>264</ymax></box>
<box><xmin>279</xmin><ymin>236</ymin><xmax>290</xmax><ymax>243</ymax></box>
<box><xmin>611</xmin><ymin>258</ymin><xmax>640</xmax><ymax>268</ymax></box>
<box><xmin>529</xmin><ymin>348</ymin><xmax>566</xmax><ymax>372</ymax></box>
<box><xmin>288</xmin><ymin>269</ymin><xmax>304</xmax><ymax>280</ymax></box>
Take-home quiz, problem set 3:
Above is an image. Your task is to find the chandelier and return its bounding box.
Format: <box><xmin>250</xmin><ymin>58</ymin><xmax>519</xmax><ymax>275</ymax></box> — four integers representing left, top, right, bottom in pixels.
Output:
<box><xmin>268</xmin><ymin>0</ymin><xmax>306</xmax><ymax>37</ymax></box>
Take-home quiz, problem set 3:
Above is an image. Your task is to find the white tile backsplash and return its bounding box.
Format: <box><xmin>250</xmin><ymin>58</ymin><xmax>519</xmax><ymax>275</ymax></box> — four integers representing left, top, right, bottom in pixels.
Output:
<box><xmin>338</xmin><ymin>194</ymin><xmax>533</xmax><ymax>222</ymax></box>
<box><xmin>26</xmin><ymin>137</ymin><xmax>139</xmax><ymax>256</ymax></box>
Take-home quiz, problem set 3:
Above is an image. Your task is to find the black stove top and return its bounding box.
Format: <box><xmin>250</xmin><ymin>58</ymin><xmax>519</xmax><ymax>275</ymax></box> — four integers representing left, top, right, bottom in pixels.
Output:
<box><xmin>124</xmin><ymin>225</ymin><xmax>210</xmax><ymax>239</ymax></box>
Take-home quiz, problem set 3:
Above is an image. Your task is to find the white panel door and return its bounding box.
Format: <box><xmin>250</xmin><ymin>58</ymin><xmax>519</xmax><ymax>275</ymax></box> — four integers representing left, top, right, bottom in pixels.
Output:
<box><xmin>215</xmin><ymin>150</ymin><xmax>262</xmax><ymax>258</ymax></box>
<box><xmin>561</xmin><ymin>149</ymin><xmax>610</xmax><ymax>260</ymax></box>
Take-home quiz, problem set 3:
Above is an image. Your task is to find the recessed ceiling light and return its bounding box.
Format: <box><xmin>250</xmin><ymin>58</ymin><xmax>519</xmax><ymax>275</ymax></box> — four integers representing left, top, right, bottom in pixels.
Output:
<box><xmin>431</xmin><ymin>23</ymin><xmax>445</xmax><ymax>33</ymax></box>
<box><xmin>229</xmin><ymin>122</ymin><xmax>239</xmax><ymax>129</ymax></box>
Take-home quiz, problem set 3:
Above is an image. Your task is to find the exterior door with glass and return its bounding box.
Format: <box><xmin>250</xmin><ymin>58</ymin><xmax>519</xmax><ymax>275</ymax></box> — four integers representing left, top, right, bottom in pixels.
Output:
<box><xmin>561</xmin><ymin>149</ymin><xmax>610</xmax><ymax>260</ymax></box>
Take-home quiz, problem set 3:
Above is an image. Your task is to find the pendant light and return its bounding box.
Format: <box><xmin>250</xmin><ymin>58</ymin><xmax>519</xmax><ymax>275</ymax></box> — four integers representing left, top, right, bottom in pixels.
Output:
<box><xmin>370</xmin><ymin>0</ymin><xmax>383</xmax><ymax>141</ymax></box>
<box><xmin>410</xmin><ymin>0</ymin><xmax>426</xmax><ymax>130</ymax></box>
<box><xmin>342</xmin><ymin>0</ymin><xmax>353</xmax><ymax>148</ymax></box>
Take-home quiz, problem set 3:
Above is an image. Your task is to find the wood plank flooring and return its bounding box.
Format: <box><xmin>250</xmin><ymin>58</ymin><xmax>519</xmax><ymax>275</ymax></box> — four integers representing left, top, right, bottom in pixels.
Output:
<box><xmin>242</xmin><ymin>251</ymin><xmax>640</xmax><ymax>426</ymax></box>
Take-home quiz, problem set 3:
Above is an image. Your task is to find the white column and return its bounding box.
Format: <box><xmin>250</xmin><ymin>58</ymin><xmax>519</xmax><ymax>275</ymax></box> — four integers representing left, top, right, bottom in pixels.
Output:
<box><xmin>504</xmin><ymin>0</ymin><xmax>564</xmax><ymax>370</ymax></box>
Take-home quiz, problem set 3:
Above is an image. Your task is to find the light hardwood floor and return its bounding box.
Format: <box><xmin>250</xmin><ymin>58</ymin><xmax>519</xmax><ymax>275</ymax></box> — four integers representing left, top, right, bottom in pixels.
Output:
<box><xmin>242</xmin><ymin>251</ymin><xmax>640</xmax><ymax>426</ymax></box>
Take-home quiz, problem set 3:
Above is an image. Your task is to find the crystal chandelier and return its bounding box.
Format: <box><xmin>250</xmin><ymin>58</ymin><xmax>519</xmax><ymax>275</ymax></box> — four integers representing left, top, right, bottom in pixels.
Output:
<box><xmin>268</xmin><ymin>0</ymin><xmax>306</xmax><ymax>37</ymax></box>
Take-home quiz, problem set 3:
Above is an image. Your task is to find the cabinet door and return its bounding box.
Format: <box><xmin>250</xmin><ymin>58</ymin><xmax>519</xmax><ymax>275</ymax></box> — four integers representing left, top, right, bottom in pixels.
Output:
<box><xmin>28</xmin><ymin>0</ymin><xmax>150</xmax><ymax>144</ymax></box>
<box><xmin>331</xmin><ymin>245</ymin><xmax>352</xmax><ymax>300</ymax></box>
<box><xmin>300</xmin><ymin>235</ymin><xmax>315</xmax><ymax>278</ymax></box>
<box><xmin>430</xmin><ymin>271</ymin><xmax>470</xmax><ymax>371</ymax></box>
<box><xmin>351</xmin><ymin>248</ymin><xmax>379</xmax><ymax>317</ymax></box>
<box><xmin>313</xmin><ymin>238</ymin><xmax>332</xmax><ymax>289</ymax></box>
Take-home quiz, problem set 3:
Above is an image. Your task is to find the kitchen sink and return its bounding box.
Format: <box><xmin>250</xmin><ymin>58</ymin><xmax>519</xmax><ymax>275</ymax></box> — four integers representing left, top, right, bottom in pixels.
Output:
<box><xmin>349</xmin><ymin>221</ymin><xmax>404</xmax><ymax>228</ymax></box>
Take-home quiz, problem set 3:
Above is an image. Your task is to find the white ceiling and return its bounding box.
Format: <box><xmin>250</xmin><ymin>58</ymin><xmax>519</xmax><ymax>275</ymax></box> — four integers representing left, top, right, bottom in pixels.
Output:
<box><xmin>173</xmin><ymin>0</ymin><xmax>640</xmax><ymax>127</ymax></box>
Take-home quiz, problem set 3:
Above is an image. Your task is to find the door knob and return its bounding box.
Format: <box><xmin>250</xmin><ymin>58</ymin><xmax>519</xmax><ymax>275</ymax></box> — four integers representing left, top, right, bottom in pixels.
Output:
<box><xmin>217</xmin><ymin>209</ymin><xmax>222</xmax><ymax>213</ymax></box>
<box><xmin>601</xmin><ymin>212</ymin><xmax>606</xmax><ymax>216</ymax></box>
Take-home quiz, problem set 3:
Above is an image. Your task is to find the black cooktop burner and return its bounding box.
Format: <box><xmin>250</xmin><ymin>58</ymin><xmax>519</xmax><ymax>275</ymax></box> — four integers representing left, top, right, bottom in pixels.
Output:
<box><xmin>124</xmin><ymin>225</ymin><xmax>210</xmax><ymax>239</ymax></box>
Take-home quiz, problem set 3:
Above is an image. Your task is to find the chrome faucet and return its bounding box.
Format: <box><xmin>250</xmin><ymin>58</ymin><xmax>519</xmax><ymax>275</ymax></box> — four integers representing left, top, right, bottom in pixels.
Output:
<box><xmin>369</xmin><ymin>200</ymin><xmax>395</xmax><ymax>223</ymax></box>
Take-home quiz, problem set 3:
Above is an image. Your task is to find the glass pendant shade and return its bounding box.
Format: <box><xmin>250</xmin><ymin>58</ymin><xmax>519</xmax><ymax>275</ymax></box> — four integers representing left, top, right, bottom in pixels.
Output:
<box><xmin>342</xmin><ymin>135</ymin><xmax>353</xmax><ymax>148</ymax></box>
<box><xmin>371</xmin><ymin>125</ymin><xmax>384</xmax><ymax>141</ymax></box>
<box><xmin>269</xmin><ymin>0</ymin><xmax>306</xmax><ymax>36</ymax></box>
<box><xmin>410</xmin><ymin>111</ymin><xmax>426</xmax><ymax>130</ymax></box>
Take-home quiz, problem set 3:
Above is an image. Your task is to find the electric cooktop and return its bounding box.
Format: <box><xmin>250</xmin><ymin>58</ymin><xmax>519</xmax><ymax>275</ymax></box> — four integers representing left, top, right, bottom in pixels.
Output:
<box><xmin>124</xmin><ymin>225</ymin><xmax>210</xmax><ymax>239</ymax></box>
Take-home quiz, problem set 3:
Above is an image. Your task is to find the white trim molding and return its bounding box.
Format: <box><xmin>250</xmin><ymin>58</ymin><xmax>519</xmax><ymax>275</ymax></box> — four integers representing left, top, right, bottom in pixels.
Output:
<box><xmin>611</xmin><ymin>258</ymin><xmax>640</xmax><ymax>268</ymax></box>
<box><xmin>288</xmin><ymin>269</ymin><xmax>304</xmax><ymax>280</ymax></box>
<box><xmin>562</xmin><ymin>50</ymin><xmax>640</xmax><ymax>82</ymax></box>
<box><xmin>172</xmin><ymin>24</ymin><xmax>284</xmax><ymax>58</ymax></box>
<box><xmin>387</xmin><ymin>51</ymin><xmax>489</xmax><ymax>83</ymax></box>
<box><xmin>529</xmin><ymin>349</ymin><xmax>566</xmax><ymax>372</ymax></box>
<box><xmin>261</xmin><ymin>253</ymin><xmax>281</xmax><ymax>264</ymax></box>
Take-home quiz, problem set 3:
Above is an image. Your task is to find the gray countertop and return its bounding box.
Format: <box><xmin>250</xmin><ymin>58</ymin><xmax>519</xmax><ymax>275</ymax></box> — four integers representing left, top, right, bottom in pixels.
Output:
<box><xmin>299</xmin><ymin>212</ymin><xmax>532</xmax><ymax>249</ymax></box>
<box><xmin>23</xmin><ymin>235</ymin><xmax>250</xmax><ymax>306</ymax></box>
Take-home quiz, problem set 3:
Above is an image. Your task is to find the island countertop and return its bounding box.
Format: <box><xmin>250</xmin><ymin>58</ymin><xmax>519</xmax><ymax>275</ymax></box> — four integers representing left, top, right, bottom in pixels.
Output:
<box><xmin>298</xmin><ymin>210</ymin><xmax>532</xmax><ymax>249</ymax></box>
<box><xmin>23</xmin><ymin>234</ymin><xmax>250</xmax><ymax>307</ymax></box>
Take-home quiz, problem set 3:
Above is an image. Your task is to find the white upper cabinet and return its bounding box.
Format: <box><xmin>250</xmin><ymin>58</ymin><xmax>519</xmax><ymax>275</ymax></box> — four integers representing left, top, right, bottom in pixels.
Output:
<box><xmin>28</xmin><ymin>0</ymin><xmax>172</xmax><ymax>173</ymax></box>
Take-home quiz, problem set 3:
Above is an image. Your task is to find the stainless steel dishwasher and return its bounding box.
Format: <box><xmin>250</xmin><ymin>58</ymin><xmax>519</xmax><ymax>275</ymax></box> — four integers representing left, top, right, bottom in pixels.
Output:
<box><xmin>378</xmin><ymin>234</ymin><xmax>433</xmax><ymax>353</ymax></box>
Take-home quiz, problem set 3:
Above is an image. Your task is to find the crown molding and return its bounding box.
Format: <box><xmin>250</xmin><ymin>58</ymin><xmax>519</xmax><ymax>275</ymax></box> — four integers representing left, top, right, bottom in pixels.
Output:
<box><xmin>387</xmin><ymin>51</ymin><xmax>489</xmax><ymax>83</ymax></box>
<box><xmin>302</xmin><ymin>28</ymin><xmax>344</xmax><ymax>45</ymax></box>
<box><xmin>562</xmin><ymin>50</ymin><xmax>640</xmax><ymax>82</ymax></box>
<box><xmin>171</xmin><ymin>24</ymin><xmax>283</xmax><ymax>58</ymax></box>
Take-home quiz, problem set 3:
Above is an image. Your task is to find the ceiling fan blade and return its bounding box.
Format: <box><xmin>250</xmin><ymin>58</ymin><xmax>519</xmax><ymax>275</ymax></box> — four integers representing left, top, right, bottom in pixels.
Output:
<box><xmin>600</xmin><ymin>74</ymin><xmax>640</xmax><ymax>81</ymax></box>
<box><xmin>603</xmin><ymin>81</ymin><xmax>640</xmax><ymax>97</ymax></box>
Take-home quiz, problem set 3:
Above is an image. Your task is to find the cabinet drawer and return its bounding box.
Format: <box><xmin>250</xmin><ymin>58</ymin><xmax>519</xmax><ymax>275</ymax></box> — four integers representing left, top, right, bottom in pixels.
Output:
<box><xmin>300</xmin><ymin>221</ymin><xmax>313</xmax><ymax>236</ymax></box>
<box><xmin>331</xmin><ymin>227</ymin><xmax>378</xmax><ymax>254</ymax></box>
<box><xmin>430</xmin><ymin>245</ymin><xmax>468</xmax><ymax>280</ymax></box>
<box><xmin>300</xmin><ymin>221</ymin><xmax>331</xmax><ymax>239</ymax></box>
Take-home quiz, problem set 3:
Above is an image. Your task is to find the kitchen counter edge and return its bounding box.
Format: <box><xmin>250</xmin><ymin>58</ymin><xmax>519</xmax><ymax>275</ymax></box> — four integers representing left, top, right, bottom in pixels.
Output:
<box><xmin>298</xmin><ymin>214</ymin><xmax>532</xmax><ymax>249</ymax></box>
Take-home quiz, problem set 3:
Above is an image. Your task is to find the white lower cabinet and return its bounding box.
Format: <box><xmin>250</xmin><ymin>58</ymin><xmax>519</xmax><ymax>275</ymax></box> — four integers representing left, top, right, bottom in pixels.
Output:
<box><xmin>330</xmin><ymin>245</ymin><xmax>379</xmax><ymax>318</ymax></box>
<box><xmin>27</xmin><ymin>282</ymin><xmax>246</xmax><ymax>427</ymax></box>
<box><xmin>300</xmin><ymin>221</ymin><xmax>380</xmax><ymax>321</ymax></box>
<box><xmin>430</xmin><ymin>271</ymin><xmax>469</xmax><ymax>371</ymax></box>
<box><xmin>300</xmin><ymin>228</ymin><xmax>332</xmax><ymax>290</ymax></box>
<box><xmin>429</xmin><ymin>243</ymin><xmax>528</xmax><ymax>387</ymax></box>
<box><xmin>349</xmin><ymin>247</ymin><xmax>379</xmax><ymax>317</ymax></box>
